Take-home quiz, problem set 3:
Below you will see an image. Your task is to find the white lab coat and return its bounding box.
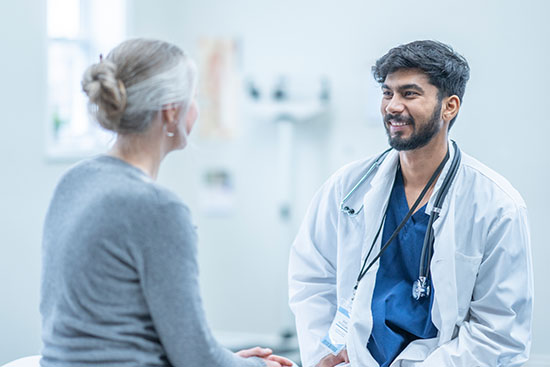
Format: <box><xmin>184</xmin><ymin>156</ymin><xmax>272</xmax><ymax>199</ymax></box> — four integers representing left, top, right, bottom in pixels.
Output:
<box><xmin>288</xmin><ymin>144</ymin><xmax>533</xmax><ymax>367</ymax></box>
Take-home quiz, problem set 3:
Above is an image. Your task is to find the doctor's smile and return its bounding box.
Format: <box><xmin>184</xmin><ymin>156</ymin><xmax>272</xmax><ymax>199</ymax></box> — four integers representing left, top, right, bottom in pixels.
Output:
<box><xmin>384</xmin><ymin>114</ymin><xmax>414</xmax><ymax>132</ymax></box>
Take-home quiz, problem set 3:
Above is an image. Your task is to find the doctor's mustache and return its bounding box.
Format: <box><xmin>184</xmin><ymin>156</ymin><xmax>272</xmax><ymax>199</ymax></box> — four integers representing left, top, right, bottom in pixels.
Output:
<box><xmin>384</xmin><ymin>113</ymin><xmax>415</xmax><ymax>126</ymax></box>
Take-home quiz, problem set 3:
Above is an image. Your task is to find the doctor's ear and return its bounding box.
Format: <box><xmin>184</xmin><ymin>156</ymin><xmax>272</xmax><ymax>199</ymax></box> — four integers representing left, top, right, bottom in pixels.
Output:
<box><xmin>442</xmin><ymin>95</ymin><xmax>460</xmax><ymax>122</ymax></box>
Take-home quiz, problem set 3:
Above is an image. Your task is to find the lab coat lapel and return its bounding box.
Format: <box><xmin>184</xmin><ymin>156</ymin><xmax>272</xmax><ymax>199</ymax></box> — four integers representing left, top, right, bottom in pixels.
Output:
<box><xmin>347</xmin><ymin>150</ymin><xmax>399</xmax><ymax>367</ymax></box>
<box><xmin>358</xmin><ymin>150</ymin><xmax>399</xmax><ymax>263</ymax></box>
<box><xmin>430</xmin><ymin>196</ymin><xmax>459</xmax><ymax>342</ymax></box>
<box><xmin>390</xmin><ymin>142</ymin><xmax>461</xmax><ymax>365</ymax></box>
<box><xmin>428</xmin><ymin>141</ymin><xmax>460</xmax><ymax>342</ymax></box>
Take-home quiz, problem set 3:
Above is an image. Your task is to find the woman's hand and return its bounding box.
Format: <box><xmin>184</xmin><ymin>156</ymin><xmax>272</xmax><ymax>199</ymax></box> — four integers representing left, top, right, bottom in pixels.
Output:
<box><xmin>236</xmin><ymin>346</ymin><xmax>294</xmax><ymax>367</ymax></box>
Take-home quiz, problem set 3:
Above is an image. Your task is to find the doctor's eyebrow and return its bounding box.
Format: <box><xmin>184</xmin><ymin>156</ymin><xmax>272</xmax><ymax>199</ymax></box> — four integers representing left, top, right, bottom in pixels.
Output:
<box><xmin>382</xmin><ymin>83</ymin><xmax>425</xmax><ymax>94</ymax></box>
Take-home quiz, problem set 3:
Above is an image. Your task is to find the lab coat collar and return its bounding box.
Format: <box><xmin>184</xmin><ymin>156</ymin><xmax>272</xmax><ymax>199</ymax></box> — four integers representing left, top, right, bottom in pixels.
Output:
<box><xmin>368</xmin><ymin>139</ymin><xmax>458</xmax><ymax>200</ymax></box>
<box><xmin>364</xmin><ymin>140</ymin><xmax>459</xmax><ymax>217</ymax></box>
<box><xmin>358</xmin><ymin>149</ymin><xmax>399</xmax><ymax>261</ymax></box>
<box><xmin>369</xmin><ymin>149</ymin><xmax>400</xmax><ymax>188</ymax></box>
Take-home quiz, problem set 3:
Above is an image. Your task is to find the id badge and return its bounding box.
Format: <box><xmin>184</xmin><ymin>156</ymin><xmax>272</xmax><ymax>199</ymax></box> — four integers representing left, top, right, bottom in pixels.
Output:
<box><xmin>321</xmin><ymin>298</ymin><xmax>352</xmax><ymax>355</ymax></box>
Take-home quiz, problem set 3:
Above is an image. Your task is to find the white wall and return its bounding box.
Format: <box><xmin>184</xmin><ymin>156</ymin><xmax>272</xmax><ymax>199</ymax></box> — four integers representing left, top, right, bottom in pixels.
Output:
<box><xmin>0</xmin><ymin>0</ymin><xmax>59</xmax><ymax>362</ymax></box>
<box><xmin>1</xmin><ymin>0</ymin><xmax>549</xmax><ymax>364</ymax></box>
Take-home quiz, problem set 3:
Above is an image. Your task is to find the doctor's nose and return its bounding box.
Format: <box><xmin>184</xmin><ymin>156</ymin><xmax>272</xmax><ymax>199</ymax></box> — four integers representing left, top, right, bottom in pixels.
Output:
<box><xmin>383</xmin><ymin>95</ymin><xmax>405</xmax><ymax>115</ymax></box>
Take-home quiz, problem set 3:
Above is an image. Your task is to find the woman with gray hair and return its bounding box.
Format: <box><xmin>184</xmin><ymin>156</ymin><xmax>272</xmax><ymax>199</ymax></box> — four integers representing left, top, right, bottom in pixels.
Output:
<box><xmin>40</xmin><ymin>38</ymin><xmax>292</xmax><ymax>367</ymax></box>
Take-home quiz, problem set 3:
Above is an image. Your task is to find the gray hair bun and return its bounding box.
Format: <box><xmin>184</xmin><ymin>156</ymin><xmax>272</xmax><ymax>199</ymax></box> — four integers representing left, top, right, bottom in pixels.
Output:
<box><xmin>81</xmin><ymin>59</ymin><xmax>128</xmax><ymax>132</ymax></box>
<box><xmin>81</xmin><ymin>38</ymin><xmax>197</xmax><ymax>134</ymax></box>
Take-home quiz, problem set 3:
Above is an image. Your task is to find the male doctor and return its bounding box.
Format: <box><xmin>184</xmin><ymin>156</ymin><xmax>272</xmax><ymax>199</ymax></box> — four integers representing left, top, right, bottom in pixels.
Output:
<box><xmin>288</xmin><ymin>40</ymin><xmax>533</xmax><ymax>367</ymax></box>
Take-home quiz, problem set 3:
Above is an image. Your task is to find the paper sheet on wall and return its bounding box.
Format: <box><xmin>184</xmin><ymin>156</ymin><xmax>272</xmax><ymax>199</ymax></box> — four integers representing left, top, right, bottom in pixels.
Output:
<box><xmin>198</xmin><ymin>38</ymin><xmax>240</xmax><ymax>139</ymax></box>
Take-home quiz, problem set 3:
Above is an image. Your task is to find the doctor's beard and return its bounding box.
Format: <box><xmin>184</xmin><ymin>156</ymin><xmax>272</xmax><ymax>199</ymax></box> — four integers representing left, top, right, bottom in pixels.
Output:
<box><xmin>384</xmin><ymin>99</ymin><xmax>442</xmax><ymax>151</ymax></box>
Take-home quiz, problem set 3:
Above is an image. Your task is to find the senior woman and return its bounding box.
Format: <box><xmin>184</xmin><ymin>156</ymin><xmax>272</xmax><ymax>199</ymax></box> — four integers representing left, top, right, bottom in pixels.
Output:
<box><xmin>40</xmin><ymin>38</ymin><xmax>292</xmax><ymax>367</ymax></box>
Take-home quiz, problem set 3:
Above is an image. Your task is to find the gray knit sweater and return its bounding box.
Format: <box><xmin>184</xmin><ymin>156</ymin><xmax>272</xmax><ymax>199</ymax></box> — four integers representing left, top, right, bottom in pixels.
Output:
<box><xmin>40</xmin><ymin>155</ymin><xmax>264</xmax><ymax>367</ymax></box>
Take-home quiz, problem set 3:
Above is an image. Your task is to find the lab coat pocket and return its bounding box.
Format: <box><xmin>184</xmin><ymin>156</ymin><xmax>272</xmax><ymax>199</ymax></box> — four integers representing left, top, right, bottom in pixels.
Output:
<box><xmin>454</xmin><ymin>251</ymin><xmax>482</xmax><ymax>321</ymax></box>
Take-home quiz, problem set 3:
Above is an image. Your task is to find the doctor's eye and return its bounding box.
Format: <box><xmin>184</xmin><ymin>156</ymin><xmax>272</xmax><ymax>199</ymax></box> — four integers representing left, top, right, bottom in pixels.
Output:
<box><xmin>403</xmin><ymin>90</ymin><xmax>419</xmax><ymax>97</ymax></box>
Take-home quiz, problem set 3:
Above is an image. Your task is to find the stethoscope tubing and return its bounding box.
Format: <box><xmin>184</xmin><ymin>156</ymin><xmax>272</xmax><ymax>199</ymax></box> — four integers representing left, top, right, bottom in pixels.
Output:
<box><xmin>418</xmin><ymin>141</ymin><xmax>462</xmax><ymax>278</ymax></box>
<box><xmin>340</xmin><ymin>148</ymin><xmax>392</xmax><ymax>217</ymax></box>
<box><xmin>355</xmin><ymin>148</ymin><xmax>451</xmax><ymax>285</ymax></box>
<box><xmin>342</xmin><ymin>141</ymin><xmax>462</xmax><ymax>298</ymax></box>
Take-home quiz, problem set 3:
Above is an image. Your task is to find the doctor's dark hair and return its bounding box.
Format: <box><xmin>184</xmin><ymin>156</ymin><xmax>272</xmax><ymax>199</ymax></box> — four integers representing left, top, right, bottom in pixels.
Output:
<box><xmin>372</xmin><ymin>40</ymin><xmax>470</xmax><ymax>128</ymax></box>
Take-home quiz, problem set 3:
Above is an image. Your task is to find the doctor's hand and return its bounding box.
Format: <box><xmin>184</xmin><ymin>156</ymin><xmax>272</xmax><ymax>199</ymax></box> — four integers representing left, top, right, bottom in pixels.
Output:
<box><xmin>236</xmin><ymin>346</ymin><xmax>294</xmax><ymax>367</ymax></box>
<box><xmin>316</xmin><ymin>349</ymin><xmax>349</xmax><ymax>367</ymax></box>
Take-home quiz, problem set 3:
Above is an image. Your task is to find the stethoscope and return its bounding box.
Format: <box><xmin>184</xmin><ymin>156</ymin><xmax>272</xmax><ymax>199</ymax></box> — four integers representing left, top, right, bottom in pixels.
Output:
<box><xmin>342</xmin><ymin>141</ymin><xmax>462</xmax><ymax>301</ymax></box>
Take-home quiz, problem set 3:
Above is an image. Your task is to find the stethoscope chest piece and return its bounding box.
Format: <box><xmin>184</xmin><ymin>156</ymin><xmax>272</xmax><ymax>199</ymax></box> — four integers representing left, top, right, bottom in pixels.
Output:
<box><xmin>412</xmin><ymin>276</ymin><xmax>430</xmax><ymax>300</ymax></box>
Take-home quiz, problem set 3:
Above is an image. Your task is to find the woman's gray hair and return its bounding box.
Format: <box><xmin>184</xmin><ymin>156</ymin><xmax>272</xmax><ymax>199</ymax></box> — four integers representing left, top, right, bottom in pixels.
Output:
<box><xmin>81</xmin><ymin>38</ymin><xmax>197</xmax><ymax>134</ymax></box>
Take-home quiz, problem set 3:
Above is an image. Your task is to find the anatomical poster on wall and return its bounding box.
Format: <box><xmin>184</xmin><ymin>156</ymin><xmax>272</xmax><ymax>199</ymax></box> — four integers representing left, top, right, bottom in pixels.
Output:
<box><xmin>197</xmin><ymin>38</ymin><xmax>240</xmax><ymax>139</ymax></box>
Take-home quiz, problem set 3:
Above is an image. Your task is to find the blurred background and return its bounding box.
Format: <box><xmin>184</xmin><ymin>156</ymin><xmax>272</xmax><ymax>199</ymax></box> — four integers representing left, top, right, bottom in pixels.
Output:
<box><xmin>1</xmin><ymin>0</ymin><xmax>549</xmax><ymax>365</ymax></box>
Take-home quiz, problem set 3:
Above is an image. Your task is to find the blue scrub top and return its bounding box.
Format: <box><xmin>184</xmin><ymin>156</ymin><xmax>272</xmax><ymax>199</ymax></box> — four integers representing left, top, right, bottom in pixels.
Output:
<box><xmin>367</xmin><ymin>168</ymin><xmax>438</xmax><ymax>366</ymax></box>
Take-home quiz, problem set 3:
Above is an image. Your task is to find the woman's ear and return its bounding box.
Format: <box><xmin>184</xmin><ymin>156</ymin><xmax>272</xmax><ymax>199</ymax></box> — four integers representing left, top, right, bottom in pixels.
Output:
<box><xmin>161</xmin><ymin>104</ymin><xmax>178</xmax><ymax>124</ymax></box>
<box><xmin>161</xmin><ymin>104</ymin><xmax>179</xmax><ymax>135</ymax></box>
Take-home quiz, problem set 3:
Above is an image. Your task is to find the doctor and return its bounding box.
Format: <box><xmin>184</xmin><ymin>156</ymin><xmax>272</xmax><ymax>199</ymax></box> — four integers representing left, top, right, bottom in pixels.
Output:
<box><xmin>288</xmin><ymin>40</ymin><xmax>533</xmax><ymax>367</ymax></box>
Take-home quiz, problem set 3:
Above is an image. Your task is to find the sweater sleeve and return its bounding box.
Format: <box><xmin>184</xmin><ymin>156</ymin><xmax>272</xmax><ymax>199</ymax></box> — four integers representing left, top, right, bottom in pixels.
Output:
<box><xmin>136</xmin><ymin>199</ymin><xmax>265</xmax><ymax>367</ymax></box>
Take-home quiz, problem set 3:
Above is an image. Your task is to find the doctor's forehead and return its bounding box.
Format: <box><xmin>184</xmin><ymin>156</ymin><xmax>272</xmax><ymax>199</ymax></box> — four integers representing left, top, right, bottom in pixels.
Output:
<box><xmin>382</xmin><ymin>69</ymin><xmax>433</xmax><ymax>90</ymax></box>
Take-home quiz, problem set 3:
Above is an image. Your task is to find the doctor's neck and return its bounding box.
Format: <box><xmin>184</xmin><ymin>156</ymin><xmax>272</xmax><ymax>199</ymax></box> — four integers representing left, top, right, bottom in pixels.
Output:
<box><xmin>398</xmin><ymin>133</ymin><xmax>449</xmax><ymax>190</ymax></box>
